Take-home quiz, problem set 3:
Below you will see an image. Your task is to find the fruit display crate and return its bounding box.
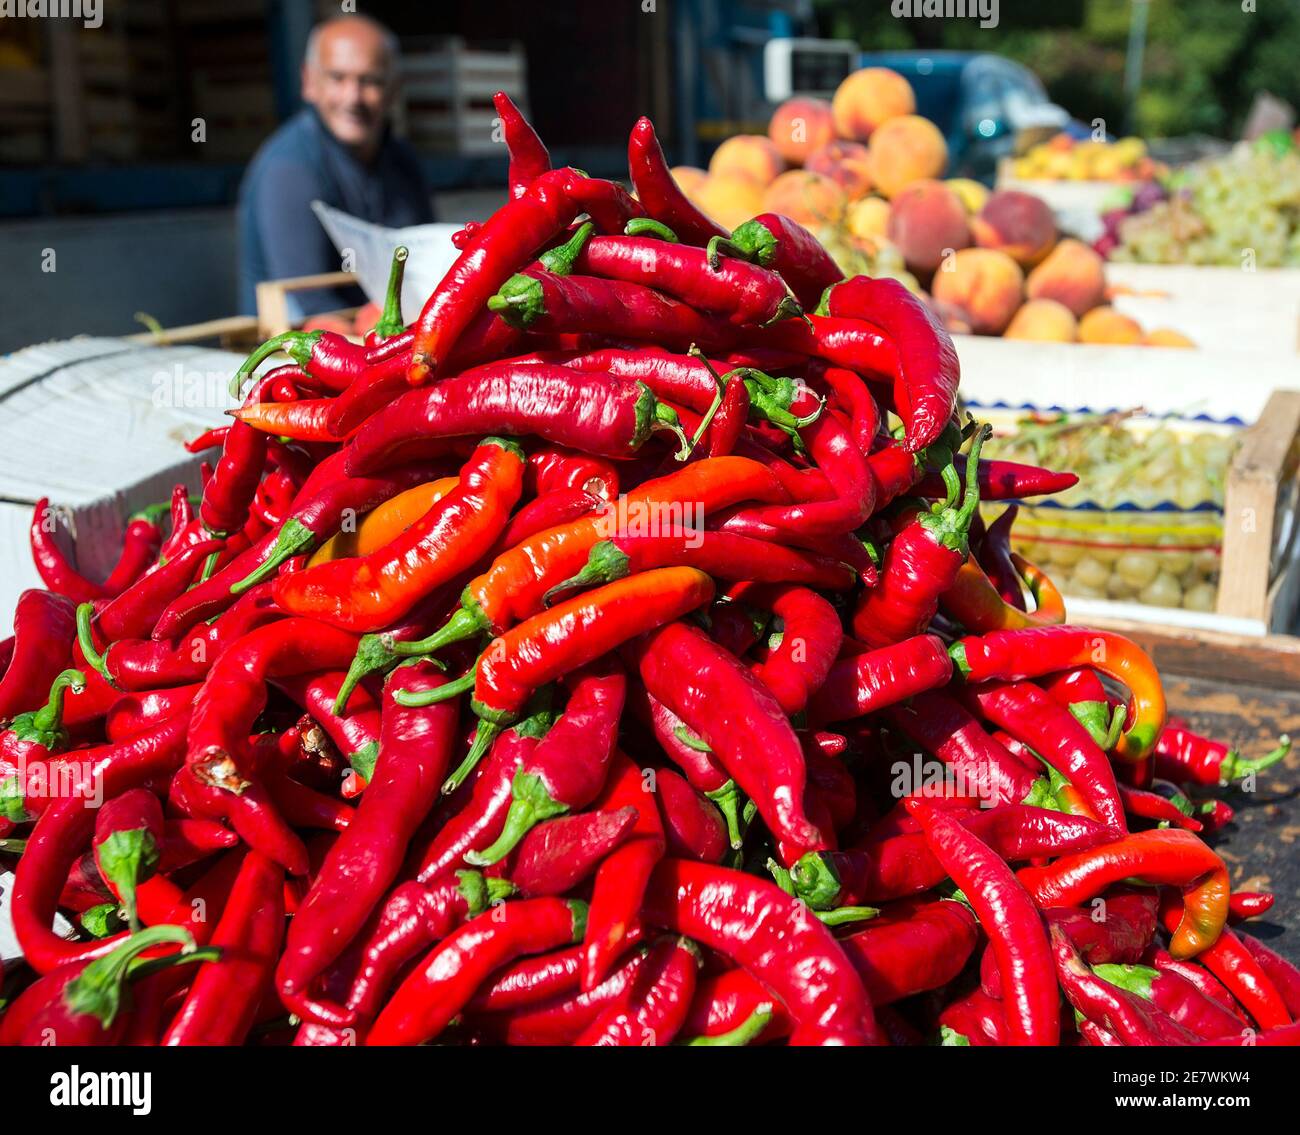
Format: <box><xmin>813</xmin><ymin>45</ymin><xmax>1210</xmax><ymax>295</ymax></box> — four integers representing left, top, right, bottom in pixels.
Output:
<box><xmin>955</xmin><ymin>336</ymin><xmax>1300</xmax><ymax>637</ymax></box>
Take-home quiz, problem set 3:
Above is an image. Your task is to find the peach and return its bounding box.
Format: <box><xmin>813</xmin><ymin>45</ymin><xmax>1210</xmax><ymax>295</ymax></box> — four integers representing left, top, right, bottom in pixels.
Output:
<box><xmin>971</xmin><ymin>190</ymin><xmax>1058</xmax><ymax>267</ymax></box>
<box><xmin>886</xmin><ymin>180</ymin><xmax>972</xmax><ymax>275</ymax></box>
<box><xmin>867</xmin><ymin>115</ymin><xmax>948</xmax><ymax>198</ymax></box>
<box><xmin>845</xmin><ymin>196</ymin><xmax>891</xmax><ymax>242</ymax></box>
<box><xmin>1078</xmin><ymin>306</ymin><xmax>1143</xmax><ymax>345</ymax></box>
<box><xmin>832</xmin><ymin>67</ymin><xmax>916</xmax><ymax>141</ymax></box>
<box><xmin>804</xmin><ymin>140</ymin><xmax>874</xmax><ymax>199</ymax></box>
<box><xmin>1003</xmin><ymin>298</ymin><xmax>1078</xmax><ymax>342</ymax></box>
<box><xmin>930</xmin><ymin>248</ymin><xmax>1024</xmax><ymax>335</ymax></box>
<box><xmin>694</xmin><ymin>175</ymin><xmax>765</xmax><ymax>232</ymax></box>
<box><xmin>1025</xmin><ymin>238</ymin><xmax>1107</xmax><ymax>317</ymax></box>
<box><xmin>1143</xmin><ymin>328</ymin><xmax>1196</xmax><ymax>348</ymax></box>
<box><xmin>945</xmin><ymin>178</ymin><xmax>989</xmax><ymax>215</ymax></box>
<box><xmin>768</xmin><ymin>97</ymin><xmax>836</xmax><ymax>165</ymax></box>
<box><xmin>669</xmin><ymin>165</ymin><xmax>709</xmax><ymax>197</ymax></box>
<box><xmin>760</xmin><ymin>170</ymin><xmax>848</xmax><ymax>230</ymax></box>
<box><xmin>708</xmin><ymin>135</ymin><xmax>785</xmax><ymax>188</ymax></box>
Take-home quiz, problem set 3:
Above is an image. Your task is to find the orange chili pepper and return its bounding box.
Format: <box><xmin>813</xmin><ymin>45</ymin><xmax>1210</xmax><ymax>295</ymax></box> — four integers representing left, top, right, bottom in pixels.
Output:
<box><xmin>273</xmin><ymin>440</ymin><xmax>524</xmax><ymax>632</ymax></box>
<box><xmin>951</xmin><ymin>626</ymin><xmax>1165</xmax><ymax>764</ymax></box>
<box><xmin>307</xmin><ymin>477</ymin><xmax>459</xmax><ymax>567</ymax></box>
<box><xmin>231</xmin><ymin>398</ymin><xmax>345</xmax><ymax>443</ymax></box>
<box><xmin>939</xmin><ymin>553</ymin><xmax>1066</xmax><ymax>633</ymax></box>
<box><xmin>1018</xmin><ymin>829</ymin><xmax>1229</xmax><ymax>959</ymax></box>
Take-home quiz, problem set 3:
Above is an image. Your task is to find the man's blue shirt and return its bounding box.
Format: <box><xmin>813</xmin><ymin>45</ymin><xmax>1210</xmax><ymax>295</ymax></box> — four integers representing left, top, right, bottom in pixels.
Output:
<box><xmin>237</xmin><ymin>108</ymin><xmax>433</xmax><ymax>316</ymax></box>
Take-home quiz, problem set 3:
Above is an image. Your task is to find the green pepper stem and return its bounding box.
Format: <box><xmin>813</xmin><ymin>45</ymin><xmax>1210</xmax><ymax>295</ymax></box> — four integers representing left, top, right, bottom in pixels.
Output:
<box><xmin>1224</xmin><ymin>735</ymin><xmax>1291</xmax><ymax>781</ymax></box>
<box><xmin>372</xmin><ymin>246</ymin><xmax>409</xmax><ymax>338</ymax></box>
<box><xmin>464</xmin><ymin>771</ymin><xmax>567</xmax><ymax>866</ymax></box>
<box><xmin>625</xmin><ymin>217</ymin><xmax>679</xmax><ymax>242</ymax></box>
<box><xmin>705</xmin><ymin>234</ymin><xmax>755</xmax><ymax>270</ymax></box>
<box><xmin>76</xmin><ymin>603</ymin><xmax>112</xmax><ymax>685</ymax></box>
<box><xmin>229</xmin><ymin>331</ymin><xmax>313</xmax><ymax>398</ymax></box>
<box><xmin>706</xmin><ymin>781</ymin><xmax>745</xmax><ymax>850</ymax></box>
<box><xmin>64</xmin><ymin>924</ymin><xmax>195</xmax><ymax>1028</ymax></box>
<box><xmin>391</xmin><ymin>605</ymin><xmax>487</xmax><ymax>659</ymax></box>
<box><xmin>231</xmin><ymin>519</ymin><xmax>317</xmax><ymax>594</ymax></box>
<box><xmin>538</xmin><ymin>222</ymin><xmax>593</xmax><ymax>276</ymax></box>
<box><xmin>816</xmin><ymin>905</ymin><xmax>880</xmax><ymax>928</ymax></box>
<box><xmin>652</xmin><ymin>404</ymin><xmax>693</xmax><ymax>462</ymax></box>
<box><xmin>441</xmin><ymin>720</ymin><xmax>501</xmax><ymax>796</ymax></box>
<box><xmin>393</xmin><ymin>667</ymin><xmax>474</xmax><ymax>709</ymax></box>
<box><xmin>680</xmin><ymin>1005</ymin><xmax>774</xmax><ymax>1046</ymax></box>
<box><xmin>29</xmin><ymin>668</ymin><xmax>85</xmax><ymax>736</ymax></box>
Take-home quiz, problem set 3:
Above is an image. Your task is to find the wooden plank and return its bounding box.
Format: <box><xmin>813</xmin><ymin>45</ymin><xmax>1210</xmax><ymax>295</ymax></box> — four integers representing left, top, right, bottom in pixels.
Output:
<box><xmin>123</xmin><ymin>315</ymin><xmax>260</xmax><ymax>346</ymax></box>
<box><xmin>255</xmin><ymin>272</ymin><xmax>357</xmax><ymax>337</ymax></box>
<box><xmin>1218</xmin><ymin>390</ymin><xmax>1300</xmax><ymax>621</ymax></box>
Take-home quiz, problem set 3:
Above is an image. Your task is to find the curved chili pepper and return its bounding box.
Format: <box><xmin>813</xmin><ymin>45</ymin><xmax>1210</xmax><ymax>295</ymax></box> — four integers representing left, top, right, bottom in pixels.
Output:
<box><xmin>738</xmin><ymin>583</ymin><xmax>842</xmax><ymax>716</ymax></box>
<box><xmin>466</xmin><ymin>945</ymin><xmax>584</xmax><ymax>1014</ymax></box>
<box><xmin>1229</xmin><ymin>892</ymin><xmax>1276</xmax><ymax>924</ymax></box>
<box><xmin>273</xmin><ymin>439</ymin><xmax>525</xmax><ymax>631</ymax></box>
<box><xmin>1051</xmin><ymin>923</ymin><xmax>1197</xmax><ymax>1045</ymax></box>
<box><xmin>631</xmin><ymin>619</ymin><xmax>826</xmax><ymax>866</ymax></box>
<box><xmin>546</xmin><ymin>528</ymin><xmax>854</xmax><ymax>606</ymax></box>
<box><xmin>1093</xmin><ymin>961</ymin><xmax>1246</xmax><ymax>1040</ymax></box>
<box><xmin>495</xmin><ymin>90</ymin><xmax>550</xmax><ymax>198</ymax></box>
<box><xmin>526</xmin><ymin>446</ymin><xmax>620</xmax><ymax>502</ymax></box>
<box><xmin>680</xmin><ymin>968</ymin><xmax>789</xmax><ymax>1044</ymax></box>
<box><xmin>465</xmin><ymin>660</ymin><xmax>624</xmax><ymax>863</ymax></box>
<box><xmin>885</xmin><ymin>690</ymin><xmax>1044</xmax><ymax>807</ymax></box>
<box><xmin>964</xmin><ymin>680</ymin><xmax>1126</xmax><ymax>832</ymax></box>
<box><xmin>626</xmin><ymin>117</ymin><xmax>727</xmax><ymax>247</ymax></box>
<box><xmin>1116</xmin><ymin>781</ymin><xmax>1203</xmax><ymax>832</ymax></box>
<box><xmin>0</xmin><ymin>590</ymin><xmax>77</xmax><ymax>723</ymax></box>
<box><xmin>977</xmin><ymin>503</ymin><xmax>1025</xmax><ymax>607</ymax></box>
<box><xmin>914</xmin><ymin>456</ymin><xmax>1079</xmax><ymax>502</ymax></box>
<box><xmin>1020</xmin><ymin>830</ymin><xmax>1229</xmax><ymax>959</ymax></box>
<box><xmin>807</xmin><ymin>634</ymin><xmax>953</xmax><ymax>726</ymax></box>
<box><xmin>1142</xmin><ymin>947</ymin><xmax>1248</xmax><ymax>1026</ymax></box>
<box><xmin>941</xmin><ymin>551</ymin><xmax>1066</xmax><ymax>634</ymax></box>
<box><xmin>273</xmin><ymin>670</ymin><xmax>382</xmax><ymax>783</ymax></box>
<box><xmin>29</xmin><ymin>499</ymin><xmax>111</xmax><ymax>604</ymax></box>
<box><xmin>162</xmin><ymin>850</ymin><xmax>285</xmax><ymax>1045</ymax></box>
<box><xmin>938</xmin><ymin>987</ymin><xmax>1007</xmax><ymax>1046</ymax></box>
<box><xmin>1</xmin><ymin>667</ymin><xmax>82</xmax><ymax>767</ymax></box>
<box><xmin>230</xmin><ymin>397</ymin><xmax>346</xmax><ymax>443</ymax></box>
<box><xmin>1153</xmin><ymin>721</ymin><xmax>1291</xmax><ymax>787</ymax></box>
<box><xmin>1038</xmin><ymin>665</ymin><xmax>1120</xmax><ymax>750</ymax></box>
<box><xmin>826</xmin><ymin>276</ymin><xmax>959</xmax><ymax>453</ymax></box>
<box><xmin>574</xmin><ymin>935</ymin><xmax>700</xmax><ymax>1046</ymax></box>
<box><xmin>839</xmin><ymin>898</ymin><xmax>979</xmax><ymax>1005</ymax></box>
<box><xmin>367</xmin><ymin>897</ymin><xmax>587</xmax><ymax>1045</ymax></box>
<box><xmin>707</xmin><ymin>213</ymin><xmax>843</xmax><ymax>310</ymax></box>
<box><xmin>952</xmin><ymin>625</ymin><xmax>1167</xmax><ymax>764</ymax></box>
<box><xmin>1238</xmin><ymin>933</ymin><xmax>1300</xmax><ymax>1016</ymax></box>
<box><xmin>641</xmin><ymin>857</ymin><xmax>878</xmax><ymax>1045</ymax></box>
<box><xmin>509</xmin><ymin>807</ymin><xmax>638</xmax><ymax>896</ymax></box>
<box><xmin>907</xmin><ymin>798</ymin><xmax>1059</xmax><ymax>1046</ymax></box>
<box><xmin>101</xmin><ymin>507</ymin><xmax>166</xmax><ymax>597</ymax></box>
<box><xmin>654</xmin><ymin>768</ymin><xmax>728</xmax><ymax>864</ymax></box>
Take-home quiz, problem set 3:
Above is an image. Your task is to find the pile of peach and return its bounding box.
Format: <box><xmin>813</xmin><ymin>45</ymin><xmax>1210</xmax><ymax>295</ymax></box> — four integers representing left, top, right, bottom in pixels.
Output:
<box><xmin>1011</xmin><ymin>134</ymin><xmax>1165</xmax><ymax>182</ymax></box>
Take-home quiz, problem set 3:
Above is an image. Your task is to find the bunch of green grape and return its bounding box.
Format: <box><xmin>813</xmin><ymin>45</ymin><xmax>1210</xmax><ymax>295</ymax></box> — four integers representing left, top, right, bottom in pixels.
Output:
<box><xmin>983</xmin><ymin>417</ymin><xmax>1239</xmax><ymax>611</ymax></box>
<box><xmin>1111</xmin><ymin>143</ymin><xmax>1300</xmax><ymax>267</ymax></box>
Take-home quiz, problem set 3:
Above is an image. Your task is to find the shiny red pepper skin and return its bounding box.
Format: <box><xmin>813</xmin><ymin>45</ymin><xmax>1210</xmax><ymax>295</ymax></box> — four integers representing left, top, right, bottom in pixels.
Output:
<box><xmin>681</xmin><ymin>967</ymin><xmax>791</xmax><ymax>1042</ymax></box>
<box><xmin>90</xmin><ymin>538</ymin><xmax>222</xmax><ymax>645</ymax></box>
<box><xmin>273</xmin><ymin>670</ymin><xmax>382</xmax><ymax>782</ymax></box>
<box><xmin>1238</xmin><ymin>933</ymin><xmax>1300</xmax><ymax>1017</ymax></box>
<box><xmin>526</xmin><ymin>446</ymin><xmax>620</xmax><ymax>501</ymax></box>
<box><xmin>642</xmin><ymin>858</ymin><xmax>879</xmax><ymax>1046</ymax></box>
<box><xmin>101</xmin><ymin>512</ymin><xmax>165</xmax><ymax>596</ymax></box>
<box><xmin>29</xmin><ymin>499</ymin><xmax>112</xmax><ymax>604</ymax></box>
<box><xmin>0</xmin><ymin>591</ymin><xmax>77</xmax><ymax>721</ymax></box>
<box><xmin>710</xmin><ymin>213</ymin><xmax>844</xmax><ymax>310</ymax></box>
<box><xmin>346</xmin><ymin>365</ymin><xmax>677</xmax><ymax>475</ymax></box>
<box><xmin>807</xmin><ymin>634</ymin><xmax>953</xmax><ymax>726</ymax></box>
<box><xmin>573</xmin><ymin>236</ymin><xmax>799</xmax><ymax>326</ymax></box>
<box><xmin>580</xmin><ymin>751</ymin><xmax>665</xmax><ymax>990</ymax></box>
<box><xmin>495</xmin><ymin>90</ymin><xmax>550</xmax><ymax>198</ymax></box>
<box><xmin>740</xmin><ymin>583</ymin><xmax>842</xmax><ymax>716</ymax></box>
<box><xmin>489</xmin><ymin>950</ymin><xmax>651</xmax><ymax>1045</ymax></box>
<box><xmin>909</xmin><ymin>798</ymin><xmax>1060</xmax><ymax>1046</ymax></box>
<box><xmin>978</xmin><ymin>503</ymin><xmax>1027</xmax><ymax>608</ymax></box>
<box><xmin>367</xmin><ymin>897</ymin><xmax>586</xmax><ymax>1045</ymax></box>
<box><xmin>92</xmin><ymin>787</ymin><xmax>165</xmax><ymax>925</ymax></box>
<box><xmin>966</xmin><ymin>681</ymin><xmax>1127</xmax><ymax>832</ymax></box>
<box><xmin>827</xmin><ymin>275</ymin><xmax>959</xmax><ymax>453</ymax></box>
<box><xmin>1153</xmin><ymin>720</ymin><xmax>1291</xmax><ymax>786</ymax></box>
<box><xmin>653</xmin><ymin>769</ymin><xmax>728</xmax><ymax>864</ymax></box>
<box><xmin>466</xmin><ymin>945</ymin><xmax>584</xmax><ymax>1014</ymax></box>
<box><xmin>509</xmin><ymin>807</ymin><xmax>638</xmax><ymax>896</ymax></box>
<box><xmin>839</xmin><ymin>898</ymin><xmax>979</xmax><ymax>1004</ymax></box>
<box><xmin>162</xmin><ymin>850</ymin><xmax>286</xmax><ymax>1046</ymax></box>
<box><xmin>575</xmin><ymin>935</ymin><xmax>699</xmax><ymax>1046</ymax></box>
<box><xmin>632</xmin><ymin>620</ymin><xmax>826</xmax><ymax>866</ymax></box>
<box><xmin>915</xmin><ymin>457</ymin><xmax>1079</xmax><ymax>502</ymax></box>
<box><xmin>626</xmin><ymin>117</ymin><xmax>728</xmax><ymax>247</ymax></box>
<box><xmin>277</xmin><ymin>662</ymin><xmax>458</xmax><ymax>1017</ymax></box>
<box><xmin>1092</xmin><ymin>960</ymin><xmax>1246</xmax><ymax>1040</ymax></box>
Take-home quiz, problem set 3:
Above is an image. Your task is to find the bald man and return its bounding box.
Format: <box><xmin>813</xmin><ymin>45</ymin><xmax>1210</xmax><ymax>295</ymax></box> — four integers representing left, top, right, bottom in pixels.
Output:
<box><xmin>237</xmin><ymin>15</ymin><xmax>433</xmax><ymax>317</ymax></box>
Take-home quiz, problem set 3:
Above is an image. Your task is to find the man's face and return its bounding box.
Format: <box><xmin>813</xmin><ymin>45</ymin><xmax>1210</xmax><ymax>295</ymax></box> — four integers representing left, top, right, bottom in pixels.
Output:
<box><xmin>302</xmin><ymin>23</ymin><xmax>393</xmax><ymax>151</ymax></box>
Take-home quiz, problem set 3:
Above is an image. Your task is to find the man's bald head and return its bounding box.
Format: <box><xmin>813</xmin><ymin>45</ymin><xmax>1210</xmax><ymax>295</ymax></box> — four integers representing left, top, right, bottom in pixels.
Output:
<box><xmin>302</xmin><ymin>15</ymin><xmax>400</xmax><ymax>160</ymax></box>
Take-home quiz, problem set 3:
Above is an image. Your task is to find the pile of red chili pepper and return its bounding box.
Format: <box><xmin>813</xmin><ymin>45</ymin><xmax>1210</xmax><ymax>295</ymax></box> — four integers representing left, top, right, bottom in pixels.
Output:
<box><xmin>2</xmin><ymin>97</ymin><xmax>1296</xmax><ymax>1048</ymax></box>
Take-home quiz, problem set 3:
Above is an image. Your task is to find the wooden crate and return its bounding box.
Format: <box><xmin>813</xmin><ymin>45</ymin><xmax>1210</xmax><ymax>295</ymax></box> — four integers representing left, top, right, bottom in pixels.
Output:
<box><xmin>254</xmin><ymin>271</ymin><xmax>361</xmax><ymax>339</ymax></box>
<box><xmin>395</xmin><ymin>37</ymin><xmax>527</xmax><ymax>156</ymax></box>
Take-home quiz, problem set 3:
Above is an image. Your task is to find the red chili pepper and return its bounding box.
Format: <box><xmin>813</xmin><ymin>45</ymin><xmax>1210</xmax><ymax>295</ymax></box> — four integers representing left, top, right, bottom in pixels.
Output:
<box><xmin>826</xmin><ymin>276</ymin><xmax>959</xmax><ymax>453</ymax></box>
<box><xmin>1092</xmin><ymin>960</ymin><xmax>1247</xmax><ymax>1040</ymax></box>
<box><xmin>641</xmin><ymin>857</ymin><xmax>879</xmax><ymax>1045</ymax></box>
<box><xmin>494</xmin><ymin>90</ymin><xmax>550</xmax><ymax>197</ymax></box>
<box><xmin>346</xmin><ymin>365</ymin><xmax>687</xmax><ymax>477</ymax></box>
<box><xmin>938</xmin><ymin>987</ymin><xmax>1008</xmax><ymax>1046</ymax></box>
<box><xmin>1020</xmin><ymin>830</ymin><xmax>1229</xmax><ymax>959</ymax></box>
<box><xmin>273</xmin><ymin>439</ymin><xmax>525</xmax><ymax>631</ymax></box>
<box><xmin>343</xmin><ymin>872</ymin><xmax>515</xmax><ymax>1027</ymax></box>
<box><xmin>508</xmin><ymin>807</ymin><xmax>639</xmax><ymax>897</ymax></box>
<box><xmin>0</xmin><ymin>591</ymin><xmax>76</xmax><ymax>724</ymax></box>
<box><xmin>101</xmin><ymin>507</ymin><xmax>167</xmax><ymax>596</ymax></box>
<box><xmin>807</xmin><ymin>633</ymin><xmax>953</xmax><ymax>726</ymax></box>
<box><xmin>1141</xmin><ymin>946</ymin><xmax>1248</xmax><ymax>1024</ymax></box>
<box><xmin>230</xmin><ymin>397</ymin><xmax>345</xmax><ymax>443</ymax></box>
<box><xmin>162</xmin><ymin>850</ymin><xmax>286</xmax><ymax>1045</ymax></box>
<box><xmin>0</xmin><ymin>667</ymin><xmax>83</xmax><ymax>772</ymax></box>
<box><xmin>367</xmin><ymin>897</ymin><xmax>587</xmax><ymax>1045</ymax></box>
<box><xmin>631</xmin><ymin>619</ymin><xmax>825</xmax><ymax>865</ymax></box>
<box><xmin>839</xmin><ymin>898</ymin><xmax>980</xmax><ymax>1005</ymax></box>
<box><xmin>914</xmin><ymin>457</ymin><xmax>1079</xmax><ymax>502</ymax></box>
<box><xmin>952</xmin><ymin>626</ymin><xmax>1167</xmax><ymax>764</ymax></box>
<box><xmin>273</xmin><ymin>670</ymin><xmax>382</xmax><ymax>784</ymax></box>
<box><xmin>229</xmin><ymin>326</ymin><xmax>392</xmax><ymax>398</ymax></box>
<box><xmin>626</xmin><ymin>117</ymin><xmax>728</xmax><ymax>247</ymax></box>
<box><xmin>464</xmin><ymin>660</ymin><xmax>624</xmax><ymax>863</ymax></box>
<box><xmin>736</xmin><ymin>583</ymin><xmax>842</xmax><ymax>716</ymax></box>
<box><xmin>1051</xmin><ymin>923</ymin><xmax>1197</xmax><ymax>1045</ymax></box>
<box><xmin>653</xmin><ymin>768</ymin><xmax>728</xmax><ymax>864</ymax></box>
<box><xmin>708</xmin><ymin>213</ymin><xmax>843</xmax><ymax>310</ymax></box>
<box><xmin>465</xmin><ymin>945</ymin><xmax>584</xmax><ymax>1014</ymax></box>
<box><xmin>1153</xmin><ymin>721</ymin><xmax>1291</xmax><ymax>787</ymax></box>
<box><xmin>276</xmin><ymin>660</ymin><xmax>459</xmax><ymax>1020</ymax></box>
<box><xmin>1117</xmin><ymin>781</ymin><xmax>1203</xmax><ymax>831</ymax></box>
<box><xmin>526</xmin><ymin>445</ymin><xmax>620</xmax><ymax>501</ymax></box>
<box><xmin>1229</xmin><ymin>891</ymin><xmax>1276</xmax><ymax>923</ymax></box>
<box><xmin>964</xmin><ymin>680</ymin><xmax>1126</xmax><ymax>831</ymax></box>
<box><xmin>977</xmin><ymin>503</ymin><xmax>1025</xmax><ymax>608</ymax></box>
<box><xmin>1238</xmin><ymin>933</ymin><xmax>1300</xmax><ymax>1017</ymax></box>
<box><xmin>92</xmin><ymin>787</ymin><xmax>164</xmax><ymax>930</ymax></box>
<box><xmin>908</xmin><ymin>798</ymin><xmax>1059</xmax><ymax>1045</ymax></box>
<box><xmin>573</xmin><ymin>935</ymin><xmax>700</xmax><ymax>1046</ymax></box>
<box><xmin>29</xmin><ymin>499</ymin><xmax>113</xmax><ymax>604</ymax></box>
<box><xmin>579</xmin><ymin>750</ymin><xmax>665</xmax><ymax>990</ymax></box>
<box><xmin>680</xmin><ymin>968</ymin><xmax>789</xmax><ymax>1043</ymax></box>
